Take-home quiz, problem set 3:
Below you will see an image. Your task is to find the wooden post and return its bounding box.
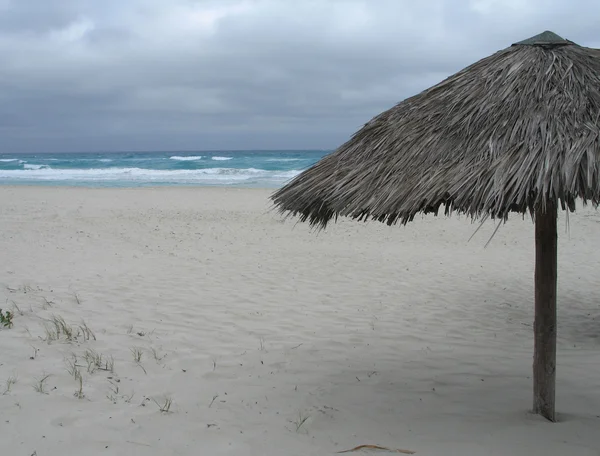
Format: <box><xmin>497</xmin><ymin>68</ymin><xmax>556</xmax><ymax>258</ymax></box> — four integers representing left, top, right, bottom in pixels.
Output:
<box><xmin>533</xmin><ymin>201</ymin><xmax>558</xmax><ymax>421</ymax></box>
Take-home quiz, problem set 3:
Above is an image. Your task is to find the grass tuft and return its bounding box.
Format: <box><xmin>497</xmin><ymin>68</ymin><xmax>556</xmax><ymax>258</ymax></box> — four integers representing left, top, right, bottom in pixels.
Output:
<box><xmin>41</xmin><ymin>297</ymin><xmax>55</xmax><ymax>309</ymax></box>
<box><xmin>33</xmin><ymin>373</ymin><xmax>51</xmax><ymax>394</ymax></box>
<box><xmin>83</xmin><ymin>349</ymin><xmax>114</xmax><ymax>374</ymax></box>
<box><xmin>107</xmin><ymin>378</ymin><xmax>120</xmax><ymax>403</ymax></box>
<box><xmin>42</xmin><ymin>316</ymin><xmax>96</xmax><ymax>344</ymax></box>
<box><xmin>153</xmin><ymin>396</ymin><xmax>173</xmax><ymax>413</ymax></box>
<box><xmin>2</xmin><ymin>375</ymin><xmax>18</xmax><ymax>395</ymax></box>
<box><xmin>73</xmin><ymin>369</ymin><xmax>84</xmax><ymax>399</ymax></box>
<box><xmin>150</xmin><ymin>347</ymin><xmax>167</xmax><ymax>363</ymax></box>
<box><xmin>0</xmin><ymin>308</ymin><xmax>14</xmax><ymax>328</ymax></box>
<box><xmin>130</xmin><ymin>347</ymin><xmax>143</xmax><ymax>363</ymax></box>
<box><xmin>43</xmin><ymin>315</ymin><xmax>75</xmax><ymax>342</ymax></box>
<box><xmin>293</xmin><ymin>411</ymin><xmax>310</xmax><ymax>433</ymax></box>
<box><xmin>65</xmin><ymin>353</ymin><xmax>81</xmax><ymax>378</ymax></box>
<box><xmin>79</xmin><ymin>320</ymin><xmax>96</xmax><ymax>341</ymax></box>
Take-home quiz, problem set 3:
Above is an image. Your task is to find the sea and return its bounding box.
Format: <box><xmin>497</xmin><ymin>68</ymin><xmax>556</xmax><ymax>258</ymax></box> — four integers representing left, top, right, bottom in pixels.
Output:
<box><xmin>0</xmin><ymin>150</ymin><xmax>330</xmax><ymax>188</ymax></box>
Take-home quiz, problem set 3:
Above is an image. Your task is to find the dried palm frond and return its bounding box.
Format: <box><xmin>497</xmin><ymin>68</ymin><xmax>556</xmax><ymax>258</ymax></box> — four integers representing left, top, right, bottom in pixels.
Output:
<box><xmin>272</xmin><ymin>31</ymin><xmax>600</xmax><ymax>228</ymax></box>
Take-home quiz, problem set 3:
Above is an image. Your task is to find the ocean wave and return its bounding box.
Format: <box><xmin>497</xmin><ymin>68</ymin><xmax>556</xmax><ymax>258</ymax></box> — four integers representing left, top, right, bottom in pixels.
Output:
<box><xmin>211</xmin><ymin>156</ymin><xmax>233</xmax><ymax>161</ymax></box>
<box><xmin>0</xmin><ymin>167</ymin><xmax>301</xmax><ymax>183</ymax></box>
<box><xmin>23</xmin><ymin>164</ymin><xmax>48</xmax><ymax>170</ymax></box>
<box><xmin>0</xmin><ymin>159</ymin><xmax>23</xmax><ymax>163</ymax></box>
<box><xmin>265</xmin><ymin>158</ymin><xmax>302</xmax><ymax>162</ymax></box>
<box><xmin>99</xmin><ymin>159</ymin><xmax>113</xmax><ymax>163</ymax></box>
<box><xmin>170</xmin><ymin>156</ymin><xmax>203</xmax><ymax>161</ymax></box>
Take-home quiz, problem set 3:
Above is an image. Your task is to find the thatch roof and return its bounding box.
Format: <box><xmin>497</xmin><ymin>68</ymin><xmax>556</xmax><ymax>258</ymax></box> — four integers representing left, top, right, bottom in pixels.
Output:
<box><xmin>271</xmin><ymin>31</ymin><xmax>600</xmax><ymax>228</ymax></box>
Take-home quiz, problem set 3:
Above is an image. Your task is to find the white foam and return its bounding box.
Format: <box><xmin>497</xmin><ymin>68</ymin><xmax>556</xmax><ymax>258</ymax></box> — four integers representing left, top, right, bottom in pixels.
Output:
<box><xmin>0</xmin><ymin>159</ymin><xmax>23</xmax><ymax>163</ymax></box>
<box><xmin>0</xmin><ymin>167</ymin><xmax>301</xmax><ymax>184</ymax></box>
<box><xmin>99</xmin><ymin>159</ymin><xmax>113</xmax><ymax>163</ymax></box>
<box><xmin>170</xmin><ymin>156</ymin><xmax>203</xmax><ymax>161</ymax></box>
<box><xmin>211</xmin><ymin>156</ymin><xmax>233</xmax><ymax>161</ymax></box>
<box><xmin>23</xmin><ymin>164</ymin><xmax>48</xmax><ymax>170</ymax></box>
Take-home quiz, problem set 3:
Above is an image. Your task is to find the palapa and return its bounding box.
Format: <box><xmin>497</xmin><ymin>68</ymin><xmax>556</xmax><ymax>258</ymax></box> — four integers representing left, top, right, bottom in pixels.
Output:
<box><xmin>271</xmin><ymin>31</ymin><xmax>600</xmax><ymax>422</ymax></box>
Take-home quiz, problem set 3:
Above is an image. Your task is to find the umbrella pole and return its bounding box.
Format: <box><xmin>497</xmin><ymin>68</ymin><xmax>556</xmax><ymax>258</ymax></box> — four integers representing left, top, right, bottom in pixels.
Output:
<box><xmin>533</xmin><ymin>202</ymin><xmax>558</xmax><ymax>422</ymax></box>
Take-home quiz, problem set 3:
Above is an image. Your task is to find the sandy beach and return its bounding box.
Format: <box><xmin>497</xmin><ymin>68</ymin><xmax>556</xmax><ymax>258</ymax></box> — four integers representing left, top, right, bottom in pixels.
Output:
<box><xmin>0</xmin><ymin>185</ymin><xmax>599</xmax><ymax>456</ymax></box>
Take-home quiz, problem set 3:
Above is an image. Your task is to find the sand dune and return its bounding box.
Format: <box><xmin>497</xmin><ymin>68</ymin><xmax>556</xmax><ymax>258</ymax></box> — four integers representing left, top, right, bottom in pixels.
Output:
<box><xmin>0</xmin><ymin>186</ymin><xmax>599</xmax><ymax>456</ymax></box>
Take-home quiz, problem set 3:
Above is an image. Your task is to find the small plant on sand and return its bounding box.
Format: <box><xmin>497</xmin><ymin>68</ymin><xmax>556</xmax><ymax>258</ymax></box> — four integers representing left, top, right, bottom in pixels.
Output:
<box><xmin>153</xmin><ymin>396</ymin><xmax>173</xmax><ymax>413</ymax></box>
<box><xmin>107</xmin><ymin>378</ymin><xmax>120</xmax><ymax>403</ymax></box>
<box><xmin>106</xmin><ymin>379</ymin><xmax>132</xmax><ymax>404</ymax></box>
<box><xmin>33</xmin><ymin>374</ymin><xmax>51</xmax><ymax>394</ymax></box>
<box><xmin>83</xmin><ymin>349</ymin><xmax>114</xmax><ymax>374</ymax></box>
<box><xmin>42</xmin><ymin>315</ymin><xmax>95</xmax><ymax>343</ymax></box>
<box><xmin>73</xmin><ymin>369</ymin><xmax>84</xmax><ymax>399</ymax></box>
<box><xmin>150</xmin><ymin>347</ymin><xmax>167</xmax><ymax>363</ymax></box>
<box><xmin>0</xmin><ymin>308</ymin><xmax>14</xmax><ymax>328</ymax></box>
<box><xmin>41</xmin><ymin>297</ymin><xmax>55</xmax><ymax>309</ymax></box>
<box><xmin>3</xmin><ymin>376</ymin><xmax>18</xmax><ymax>395</ymax></box>
<box><xmin>65</xmin><ymin>360</ymin><xmax>85</xmax><ymax>399</ymax></box>
<box><xmin>55</xmin><ymin>315</ymin><xmax>75</xmax><ymax>340</ymax></box>
<box><xmin>82</xmin><ymin>350</ymin><xmax>97</xmax><ymax>373</ymax></box>
<box><xmin>123</xmin><ymin>391</ymin><xmax>135</xmax><ymax>403</ymax></box>
<box><xmin>130</xmin><ymin>347</ymin><xmax>146</xmax><ymax>374</ymax></box>
<box><xmin>65</xmin><ymin>354</ymin><xmax>81</xmax><ymax>378</ymax></box>
<box><xmin>43</xmin><ymin>315</ymin><xmax>75</xmax><ymax>342</ymax></box>
<box><xmin>42</xmin><ymin>322</ymin><xmax>59</xmax><ymax>342</ymax></box>
<box><xmin>130</xmin><ymin>347</ymin><xmax>143</xmax><ymax>363</ymax></box>
<box><xmin>127</xmin><ymin>324</ymin><xmax>148</xmax><ymax>337</ymax></box>
<box><xmin>78</xmin><ymin>321</ymin><xmax>96</xmax><ymax>341</ymax></box>
<box><xmin>105</xmin><ymin>355</ymin><xmax>116</xmax><ymax>373</ymax></box>
<box><xmin>293</xmin><ymin>411</ymin><xmax>310</xmax><ymax>433</ymax></box>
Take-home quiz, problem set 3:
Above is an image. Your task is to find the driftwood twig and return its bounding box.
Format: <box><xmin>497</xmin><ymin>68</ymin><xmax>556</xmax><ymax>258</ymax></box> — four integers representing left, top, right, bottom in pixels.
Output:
<box><xmin>337</xmin><ymin>444</ymin><xmax>415</xmax><ymax>454</ymax></box>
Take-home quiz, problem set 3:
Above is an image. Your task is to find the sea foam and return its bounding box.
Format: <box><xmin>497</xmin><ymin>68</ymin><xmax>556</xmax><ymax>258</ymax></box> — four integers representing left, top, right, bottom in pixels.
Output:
<box><xmin>0</xmin><ymin>167</ymin><xmax>300</xmax><ymax>184</ymax></box>
<box><xmin>170</xmin><ymin>156</ymin><xmax>203</xmax><ymax>161</ymax></box>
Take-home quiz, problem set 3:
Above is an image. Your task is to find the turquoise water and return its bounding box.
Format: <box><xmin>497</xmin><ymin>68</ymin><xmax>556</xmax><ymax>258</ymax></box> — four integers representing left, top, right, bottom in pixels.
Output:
<box><xmin>0</xmin><ymin>150</ymin><xmax>329</xmax><ymax>188</ymax></box>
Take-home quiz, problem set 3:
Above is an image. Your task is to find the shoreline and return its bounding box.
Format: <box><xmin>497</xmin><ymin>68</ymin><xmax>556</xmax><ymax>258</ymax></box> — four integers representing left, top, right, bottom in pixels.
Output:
<box><xmin>0</xmin><ymin>183</ymin><xmax>277</xmax><ymax>189</ymax></box>
<box><xmin>0</xmin><ymin>183</ymin><xmax>282</xmax><ymax>190</ymax></box>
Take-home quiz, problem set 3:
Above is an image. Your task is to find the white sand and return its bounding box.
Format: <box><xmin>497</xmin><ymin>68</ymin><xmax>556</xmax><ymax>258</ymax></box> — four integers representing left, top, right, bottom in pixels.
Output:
<box><xmin>0</xmin><ymin>186</ymin><xmax>599</xmax><ymax>456</ymax></box>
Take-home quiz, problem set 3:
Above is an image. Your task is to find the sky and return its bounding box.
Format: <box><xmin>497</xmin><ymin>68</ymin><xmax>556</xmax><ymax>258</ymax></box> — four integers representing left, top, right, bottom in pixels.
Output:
<box><xmin>1</xmin><ymin>0</ymin><xmax>600</xmax><ymax>153</ymax></box>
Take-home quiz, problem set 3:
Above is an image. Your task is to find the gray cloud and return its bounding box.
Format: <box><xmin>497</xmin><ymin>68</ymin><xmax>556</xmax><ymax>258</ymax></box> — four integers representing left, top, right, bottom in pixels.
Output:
<box><xmin>1</xmin><ymin>0</ymin><xmax>600</xmax><ymax>152</ymax></box>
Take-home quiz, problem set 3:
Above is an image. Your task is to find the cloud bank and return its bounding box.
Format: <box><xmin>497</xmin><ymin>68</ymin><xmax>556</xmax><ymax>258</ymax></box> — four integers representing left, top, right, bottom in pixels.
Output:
<box><xmin>1</xmin><ymin>0</ymin><xmax>599</xmax><ymax>152</ymax></box>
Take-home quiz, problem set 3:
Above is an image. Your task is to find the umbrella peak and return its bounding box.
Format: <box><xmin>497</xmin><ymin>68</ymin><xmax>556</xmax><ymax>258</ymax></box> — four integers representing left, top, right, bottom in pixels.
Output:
<box><xmin>513</xmin><ymin>30</ymin><xmax>574</xmax><ymax>47</ymax></box>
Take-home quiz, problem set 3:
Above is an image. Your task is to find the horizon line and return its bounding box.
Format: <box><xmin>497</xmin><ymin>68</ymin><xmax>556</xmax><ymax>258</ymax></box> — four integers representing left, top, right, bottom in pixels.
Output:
<box><xmin>0</xmin><ymin>148</ymin><xmax>334</xmax><ymax>155</ymax></box>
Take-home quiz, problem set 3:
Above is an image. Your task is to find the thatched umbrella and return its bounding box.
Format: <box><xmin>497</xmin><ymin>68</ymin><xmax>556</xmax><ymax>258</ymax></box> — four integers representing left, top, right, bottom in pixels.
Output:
<box><xmin>271</xmin><ymin>31</ymin><xmax>600</xmax><ymax>422</ymax></box>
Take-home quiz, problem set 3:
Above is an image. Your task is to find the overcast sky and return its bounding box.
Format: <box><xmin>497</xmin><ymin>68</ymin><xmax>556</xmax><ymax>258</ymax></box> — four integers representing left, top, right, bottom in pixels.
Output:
<box><xmin>1</xmin><ymin>0</ymin><xmax>599</xmax><ymax>153</ymax></box>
